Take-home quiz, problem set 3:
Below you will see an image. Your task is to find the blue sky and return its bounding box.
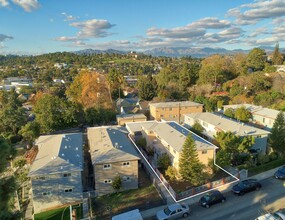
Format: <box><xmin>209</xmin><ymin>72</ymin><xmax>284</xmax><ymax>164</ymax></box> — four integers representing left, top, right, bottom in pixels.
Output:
<box><xmin>1</xmin><ymin>0</ymin><xmax>285</xmax><ymax>54</ymax></box>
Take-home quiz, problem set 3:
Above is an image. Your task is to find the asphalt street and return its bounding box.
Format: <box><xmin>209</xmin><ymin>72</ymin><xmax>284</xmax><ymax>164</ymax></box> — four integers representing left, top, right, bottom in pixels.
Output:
<box><xmin>148</xmin><ymin>177</ymin><xmax>285</xmax><ymax>220</ymax></box>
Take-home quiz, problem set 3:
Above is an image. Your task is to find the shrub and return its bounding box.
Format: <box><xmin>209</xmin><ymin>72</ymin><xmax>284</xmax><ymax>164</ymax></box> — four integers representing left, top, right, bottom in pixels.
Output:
<box><xmin>269</xmin><ymin>152</ymin><xmax>279</xmax><ymax>161</ymax></box>
<box><xmin>165</xmin><ymin>166</ymin><xmax>177</xmax><ymax>181</ymax></box>
<box><xmin>157</xmin><ymin>153</ymin><xmax>171</xmax><ymax>172</ymax></box>
<box><xmin>136</xmin><ymin>137</ymin><xmax>147</xmax><ymax>150</ymax></box>
<box><xmin>112</xmin><ymin>175</ymin><xmax>122</xmax><ymax>192</ymax></box>
<box><xmin>257</xmin><ymin>154</ymin><xmax>270</xmax><ymax>165</ymax></box>
<box><xmin>14</xmin><ymin>158</ymin><xmax>26</xmax><ymax>168</ymax></box>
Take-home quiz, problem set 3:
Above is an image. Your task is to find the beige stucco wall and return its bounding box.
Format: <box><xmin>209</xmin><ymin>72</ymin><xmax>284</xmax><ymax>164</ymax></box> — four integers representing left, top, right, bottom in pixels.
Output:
<box><xmin>94</xmin><ymin>160</ymin><xmax>139</xmax><ymax>196</ymax></box>
<box><xmin>150</xmin><ymin>105</ymin><xmax>203</xmax><ymax>123</ymax></box>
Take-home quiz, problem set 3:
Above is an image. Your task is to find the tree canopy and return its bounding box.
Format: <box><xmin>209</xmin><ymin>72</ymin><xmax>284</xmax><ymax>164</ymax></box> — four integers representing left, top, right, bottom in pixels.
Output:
<box><xmin>269</xmin><ymin>111</ymin><xmax>285</xmax><ymax>154</ymax></box>
<box><xmin>179</xmin><ymin>134</ymin><xmax>206</xmax><ymax>186</ymax></box>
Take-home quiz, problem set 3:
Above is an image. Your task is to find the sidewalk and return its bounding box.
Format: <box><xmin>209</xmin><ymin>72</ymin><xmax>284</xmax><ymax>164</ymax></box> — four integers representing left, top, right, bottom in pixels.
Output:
<box><xmin>140</xmin><ymin>165</ymin><xmax>283</xmax><ymax>219</ymax></box>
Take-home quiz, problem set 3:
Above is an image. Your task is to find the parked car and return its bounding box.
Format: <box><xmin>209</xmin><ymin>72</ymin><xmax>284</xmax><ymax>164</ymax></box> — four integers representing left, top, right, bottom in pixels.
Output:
<box><xmin>199</xmin><ymin>190</ymin><xmax>226</xmax><ymax>208</ymax></box>
<box><xmin>274</xmin><ymin>166</ymin><xmax>285</xmax><ymax>179</ymax></box>
<box><xmin>232</xmin><ymin>179</ymin><xmax>261</xmax><ymax>196</ymax></box>
<box><xmin>255</xmin><ymin>209</ymin><xmax>285</xmax><ymax>220</ymax></box>
<box><xmin>156</xmin><ymin>203</ymin><xmax>190</xmax><ymax>220</ymax></box>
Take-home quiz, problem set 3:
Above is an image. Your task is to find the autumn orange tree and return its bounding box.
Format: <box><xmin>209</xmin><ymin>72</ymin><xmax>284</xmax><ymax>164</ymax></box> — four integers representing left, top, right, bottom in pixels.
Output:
<box><xmin>66</xmin><ymin>70</ymin><xmax>113</xmax><ymax>109</ymax></box>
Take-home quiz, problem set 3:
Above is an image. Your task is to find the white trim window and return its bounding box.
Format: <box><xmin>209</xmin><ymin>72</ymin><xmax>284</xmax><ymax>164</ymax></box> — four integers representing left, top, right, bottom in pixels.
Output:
<box><xmin>103</xmin><ymin>164</ymin><xmax>112</xmax><ymax>169</ymax></box>
<box><xmin>64</xmin><ymin>188</ymin><xmax>73</xmax><ymax>193</ymax></box>
<box><xmin>122</xmin><ymin>176</ymin><xmax>131</xmax><ymax>182</ymax></box>
<box><xmin>63</xmin><ymin>173</ymin><xmax>71</xmax><ymax>177</ymax></box>
<box><xmin>104</xmin><ymin>179</ymin><xmax>112</xmax><ymax>184</ymax></box>
<box><xmin>42</xmin><ymin>192</ymin><xmax>52</xmax><ymax>196</ymax></box>
<box><xmin>122</xmin><ymin>161</ymin><xmax>130</xmax><ymax>166</ymax></box>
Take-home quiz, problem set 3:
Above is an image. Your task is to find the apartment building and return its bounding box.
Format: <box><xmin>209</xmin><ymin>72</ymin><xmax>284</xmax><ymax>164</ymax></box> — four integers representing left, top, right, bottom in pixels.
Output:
<box><xmin>87</xmin><ymin>126</ymin><xmax>140</xmax><ymax>196</ymax></box>
<box><xmin>149</xmin><ymin>101</ymin><xmax>203</xmax><ymax>123</ymax></box>
<box><xmin>126</xmin><ymin>121</ymin><xmax>216</xmax><ymax>172</ymax></box>
<box><xmin>184</xmin><ymin>112</ymin><xmax>270</xmax><ymax>154</ymax></box>
<box><xmin>28</xmin><ymin>133</ymin><xmax>83</xmax><ymax>214</ymax></box>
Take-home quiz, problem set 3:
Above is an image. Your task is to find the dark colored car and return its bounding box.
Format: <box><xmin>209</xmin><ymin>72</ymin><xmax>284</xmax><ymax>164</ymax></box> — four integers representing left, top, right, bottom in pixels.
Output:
<box><xmin>274</xmin><ymin>166</ymin><xmax>285</xmax><ymax>179</ymax></box>
<box><xmin>232</xmin><ymin>179</ymin><xmax>261</xmax><ymax>196</ymax></box>
<box><xmin>199</xmin><ymin>190</ymin><xmax>226</xmax><ymax>208</ymax></box>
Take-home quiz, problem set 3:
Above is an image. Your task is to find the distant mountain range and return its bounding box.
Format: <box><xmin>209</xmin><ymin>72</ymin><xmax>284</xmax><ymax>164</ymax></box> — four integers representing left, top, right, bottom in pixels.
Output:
<box><xmin>73</xmin><ymin>46</ymin><xmax>282</xmax><ymax>58</ymax></box>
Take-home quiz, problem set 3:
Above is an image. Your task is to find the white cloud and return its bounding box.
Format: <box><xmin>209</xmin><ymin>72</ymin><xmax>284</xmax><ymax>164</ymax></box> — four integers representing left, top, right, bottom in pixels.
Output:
<box><xmin>12</xmin><ymin>0</ymin><xmax>40</xmax><ymax>12</ymax></box>
<box><xmin>227</xmin><ymin>0</ymin><xmax>285</xmax><ymax>25</ymax></box>
<box><xmin>61</xmin><ymin>12</ymin><xmax>78</xmax><ymax>22</ymax></box>
<box><xmin>0</xmin><ymin>34</ymin><xmax>13</xmax><ymax>42</ymax></box>
<box><xmin>70</xmin><ymin>19</ymin><xmax>115</xmax><ymax>38</ymax></box>
<box><xmin>146</xmin><ymin>17</ymin><xmax>231</xmax><ymax>39</ymax></box>
<box><xmin>0</xmin><ymin>34</ymin><xmax>13</xmax><ymax>49</ymax></box>
<box><xmin>0</xmin><ymin>0</ymin><xmax>9</xmax><ymax>7</ymax></box>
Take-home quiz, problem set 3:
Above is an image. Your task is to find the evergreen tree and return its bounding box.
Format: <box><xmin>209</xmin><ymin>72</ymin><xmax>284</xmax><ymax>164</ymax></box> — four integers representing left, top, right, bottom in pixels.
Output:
<box><xmin>272</xmin><ymin>43</ymin><xmax>283</xmax><ymax>65</ymax></box>
<box><xmin>179</xmin><ymin>135</ymin><xmax>206</xmax><ymax>186</ymax></box>
<box><xmin>270</xmin><ymin>111</ymin><xmax>285</xmax><ymax>154</ymax></box>
<box><xmin>138</xmin><ymin>73</ymin><xmax>157</xmax><ymax>101</ymax></box>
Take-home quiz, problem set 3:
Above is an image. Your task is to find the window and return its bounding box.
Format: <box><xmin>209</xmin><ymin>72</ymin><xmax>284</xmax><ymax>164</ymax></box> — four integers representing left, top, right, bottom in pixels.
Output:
<box><xmin>37</xmin><ymin>176</ymin><xmax>46</xmax><ymax>180</ymax></box>
<box><xmin>263</xmin><ymin>118</ymin><xmax>265</xmax><ymax>123</ymax></box>
<box><xmin>160</xmin><ymin>114</ymin><xmax>164</xmax><ymax>118</ymax></box>
<box><xmin>103</xmin><ymin>164</ymin><xmax>111</xmax><ymax>169</ymax></box>
<box><xmin>202</xmin><ymin>150</ymin><xmax>207</xmax><ymax>154</ymax></box>
<box><xmin>104</xmin><ymin>179</ymin><xmax>112</xmax><ymax>184</ymax></box>
<box><xmin>122</xmin><ymin>176</ymin><xmax>131</xmax><ymax>182</ymax></box>
<box><xmin>122</xmin><ymin>161</ymin><xmax>130</xmax><ymax>166</ymax></box>
<box><xmin>63</xmin><ymin>173</ymin><xmax>71</xmax><ymax>177</ymax></box>
<box><xmin>169</xmin><ymin>107</ymin><xmax>172</xmax><ymax>111</ymax></box>
<box><xmin>42</xmin><ymin>192</ymin><xmax>51</xmax><ymax>196</ymax></box>
<box><xmin>64</xmin><ymin>188</ymin><xmax>73</xmax><ymax>193</ymax></box>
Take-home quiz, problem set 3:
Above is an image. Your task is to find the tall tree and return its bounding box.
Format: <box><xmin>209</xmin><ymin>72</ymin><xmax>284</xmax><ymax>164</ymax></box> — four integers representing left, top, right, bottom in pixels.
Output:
<box><xmin>33</xmin><ymin>94</ymin><xmax>82</xmax><ymax>133</ymax></box>
<box><xmin>198</xmin><ymin>55</ymin><xmax>235</xmax><ymax>85</ymax></box>
<box><xmin>179</xmin><ymin>135</ymin><xmax>206</xmax><ymax>186</ymax></box>
<box><xmin>270</xmin><ymin>111</ymin><xmax>285</xmax><ymax>154</ymax></box>
<box><xmin>234</xmin><ymin>106</ymin><xmax>252</xmax><ymax>122</ymax></box>
<box><xmin>0</xmin><ymin>90</ymin><xmax>26</xmax><ymax>136</ymax></box>
<box><xmin>0</xmin><ymin>137</ymin><xmax>12</xmax><ymax>173</ymax></box>
<box><xmin>246</xmin><ymin>48</ymin><xmax>266</xmax><ymax>71</ymax></box>
<box><xmin>137</xmin><ymin>73</ymin><xmax>157</xmax><ymax>101</ymax></box>
<box><xmin>66</xmin><ymin>70</ymin><xmax>112</xmax><ymax>109</ymax></box>
<box><xmin>272</xmin><ymin>43</ymin><xmax>283</xmax><ymax>65</ymax></box>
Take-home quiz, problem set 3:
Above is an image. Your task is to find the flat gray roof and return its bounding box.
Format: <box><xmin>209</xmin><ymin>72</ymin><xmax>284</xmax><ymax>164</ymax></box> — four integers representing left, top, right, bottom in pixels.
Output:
<box><xmin>126</xmin><ymin>121</ymin><xmax>215</xmax><ymax>152</ymax></box>
<box><xmin>87</xmin><ymin>126</ymin><xmax>140</xmax><ymax>164</ymax></box>
<box><xmin>149</xmin><ymin>101</ymin><xmax>203</xmax><ymax>108</ymax></box>
<box><xmin>223</xmin><ymin>104</ymin><xmax>280</xmax><ymax>120</ymax></box>
<box><xmin>184</xmin><ymin>112</ymin><xmax>271</xmax><ymax>137</ymax></box>
<box><xmin>29</xmin><ymin>133</ymin><xmax>83</xmax><ymax>177</ymax></box>
<box><xmin>116</xmin><ymin>113</ymin><xmax>147</xmax><ymax>120</ymax></box>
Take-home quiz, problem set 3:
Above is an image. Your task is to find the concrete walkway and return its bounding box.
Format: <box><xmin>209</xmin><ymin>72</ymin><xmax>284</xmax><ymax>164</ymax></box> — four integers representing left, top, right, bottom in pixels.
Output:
<box><xmin>140</xmin><ymin>165</ymin><xmax>283</xmax><ymax>219</ymax></box>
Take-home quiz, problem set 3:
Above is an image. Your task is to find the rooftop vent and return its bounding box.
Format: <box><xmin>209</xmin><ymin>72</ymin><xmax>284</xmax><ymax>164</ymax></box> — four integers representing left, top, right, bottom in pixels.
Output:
<box><xmin>76</xmin><ymin>147</ymin><xmax>78</xmax><ymax>151</ymax></box>
<box><xmin>115</xmin><ymin>142</ymin><xmax>119</xmax><ymax>148</ymax></box>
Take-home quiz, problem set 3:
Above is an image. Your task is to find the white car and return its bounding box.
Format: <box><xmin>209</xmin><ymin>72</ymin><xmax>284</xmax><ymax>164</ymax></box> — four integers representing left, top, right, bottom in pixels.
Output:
<box><xmin>255</xmin><ymin>210</ymin><xmax>285</xmax><ymax>220</ymax></box>
<box><xmin>156</xmin><ymin>203</ymin><xmax>190</xmax><ymax>220</ymax></box>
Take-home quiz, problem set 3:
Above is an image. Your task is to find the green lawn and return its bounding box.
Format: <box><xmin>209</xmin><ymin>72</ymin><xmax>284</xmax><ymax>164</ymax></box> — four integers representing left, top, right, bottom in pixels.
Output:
<box><xmin>34</xmin><ymin>204</ymin><xmax>82</xmax><ymax>220</ymax></box>
<box><xmin>92</xmin><ymin>168</ymin><xmax>163</xmax><ymax>219</ymax></box>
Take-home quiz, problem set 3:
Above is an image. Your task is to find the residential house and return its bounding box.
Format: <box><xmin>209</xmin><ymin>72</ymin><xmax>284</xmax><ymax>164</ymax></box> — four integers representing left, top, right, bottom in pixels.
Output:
<box><xmin>184</xmin><ymin>112</ymin><xmax>270</xmax><ymax>154</ymax></box>
<box><xmin>126</xmin><ymin>121</ymin><xmax>216</xmax><ymax>172</ymax></box>
<box><xmin>87</xmin><ymin>126</ymin><xmax>140</xmax><ymax>196</ymax></box>
<box><xmin>149</xmin><ymin>101</ymin><xmax>204</xmax><ymax>123</ymax></box>
<box><xmin>28</xmin><ymin>133</ymin><xmax>83</xmax><ymax>214</ymax></box>
<box><xmin>116</xmin><ymin>97</ymin><xmax>139</xmax><ymax>113</ymax></box>
<box><xmin>116</xmin><ymin>114</ymin><xmax>147</xmax><ymax>126</ymax></box>
<box><xmin>223</xmin><ymin>104</ymin><xmax>280</xmax><ymax>130</ymax></box>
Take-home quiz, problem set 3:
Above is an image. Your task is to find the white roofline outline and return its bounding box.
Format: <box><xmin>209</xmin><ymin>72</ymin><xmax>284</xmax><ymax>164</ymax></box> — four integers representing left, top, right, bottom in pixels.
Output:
<box><xmin>127</xmin><ymin>121</ymin><xmax>239</xmax><ymax>203</ymax></box>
